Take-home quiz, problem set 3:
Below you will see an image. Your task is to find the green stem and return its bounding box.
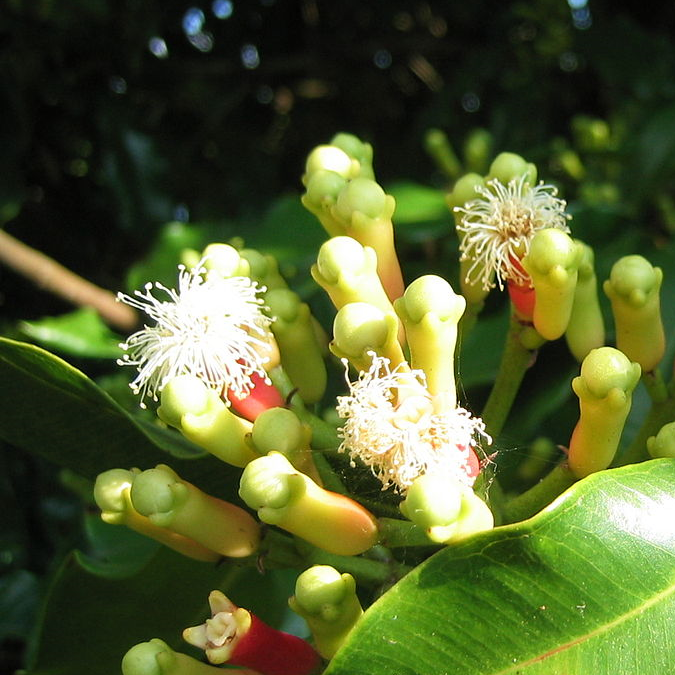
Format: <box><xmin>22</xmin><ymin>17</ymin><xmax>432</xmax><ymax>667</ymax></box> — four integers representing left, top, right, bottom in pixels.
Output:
<box><xmin>297</xmin><ymin>540</ymin><xmax>411</xmax><ymax>587</ymax></box>
<box><xmin>642</xmin><ymin>369</ymin><xmax>668</xmax><ymax>404</ymax></box>
<box><xmin>481</xmin><ymin>314</ymin><xmax>539</xmax><ymax>439</ymax></box>
<box><xmin>255</xmin><ymin>529</ymin><xmax>410</xmax><ymax>587</ymax></box>
<box><xmin>377</xmin><ymin>517</ymin><xmax>438</xmax><ymax>548</ymax></box>
<box><xmin>614</xmin><ymin>392</ymin><xmax>675</xmax><ymax>467</ymax></box>
<box><xmin>502</xmin><ymin>463</ymin><xmax>577</xmax><ymax>524</ymax></box>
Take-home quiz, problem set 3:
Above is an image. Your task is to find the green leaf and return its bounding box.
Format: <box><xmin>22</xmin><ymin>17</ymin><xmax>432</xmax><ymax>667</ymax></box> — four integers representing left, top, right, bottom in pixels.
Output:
<box><xmin>25</xmin><ymin>532</ymin><xmax>305</xmax><ymax>675</ymax></box>
<box><xmin>19</xmin><ymin>307</ymin><xmax>123</xmax><ymax>359</ymax></box>
<box><xmin>387</xmin><ymin>181</ymin><xmax>448</xmax><ymax>224</ymax></box>
<box><xmin>326</xmin><ymin>460</ymin><xmax>675</xmax><ymax>675</ymax></box>
<box><xmin>24</xmin><ymin>546</ymin><xmax>242</xmax><ymax>675</ymax></box>
<box><xmin>0</xmin><ymin>338</ymin><xmax>240</xmax><ymax>498</ymax></box>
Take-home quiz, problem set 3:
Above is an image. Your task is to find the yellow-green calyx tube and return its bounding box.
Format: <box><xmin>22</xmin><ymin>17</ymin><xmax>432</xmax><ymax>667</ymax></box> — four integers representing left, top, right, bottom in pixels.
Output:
<box><xmin>331</xmin><ymin>301</ymin><xmax>406</xmax><ymax>372</ymax></box>
<box><xmin>201</xmin><ymin>243</ymin><xmax>250</xmax><ymax>279</ymax></box>
<box><xmin>565</xmin><ymin>240</ymin><xmax>605</xmax><ymax>362</ymax></box>
<box><xmin>122</xmin><ymin>638</ymin><xmax>250</xmax><ymax>675</ymax></box>
<box><xmin>399</xmin><ymin>473</ymin><xmax>494</xmax><ymax>544</ymax></box>
<box><xmin>264</xmin><ymin>288</ymin><xmax>327</xmax><ymax>404</ymax></box>
<box><xmin>251</xmin><ymin>407</ymin><xmax>321</xmax><ymax>484</ymax></box>
<box><xmin>239</xmin><ymin>452</ymin><xmax>379</xmax><ymax>556</ymax></box>
<box><xmin>647</xmin><ymin>422</ymin><xmax>675</xmax><ymax>459</ymax></box>
<box><xmin>463</xmin><ymin>127</ymin><xmax>493</xmax><ymax>175</ymax></box>
<box><xmin>330</xmin><ymin>177</ymin><xmax>404</xmax><ymax>302</ymax></box>
<box><xmin>288</xmin><ymin>565</ymin><xmax>364</xmax><ymax>659</ymax></box>
<box><xmin>522</xmin><ymin>228</ymin><xmax>584</xmax><ymax>341</ymax></box>
<box><xmin>311</xmin><ymin>236</ymin><xmax>395</xmax><ymax>316</ymax></box>
<box><xmin>567</xmin><ymin>347</ymin><xmax>641</xmax><ymax>478</ymax></box>
<box><xmin>157</xmin><ymin>375</ymin><xmax>259</xmax><ymax>468</ymax></box>
<box><xmin>394</xmin><ymin>275</ymin><xmax>466</xmax><ymax>402</ymax></box>
<box><xmin>130</xmin><ymin>464</ymin><xmax>260</xmax><ymax>558</ymax></box>
<box><xmin>94</xmin><ymin>469</ymin><xmax>220</xmax><ymax>562</ymax></box>
<box><xmin>603</xmin><ymin>255</ymin><xmax>666</xmax><ymax>373</ymax></box>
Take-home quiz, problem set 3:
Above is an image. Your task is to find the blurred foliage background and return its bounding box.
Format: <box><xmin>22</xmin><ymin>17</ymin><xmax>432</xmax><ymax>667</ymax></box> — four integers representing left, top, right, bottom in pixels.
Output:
<box><xmin>2</xmin><ymin>0</ymin><xmax>675</xmax><ymax>671</ymax></box>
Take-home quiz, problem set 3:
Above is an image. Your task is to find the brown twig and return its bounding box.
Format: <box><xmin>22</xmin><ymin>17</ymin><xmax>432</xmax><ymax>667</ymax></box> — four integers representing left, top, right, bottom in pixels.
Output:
<box><xmin>0</xmin><ymin>229</ymin><xmax>137</xmax><ymax>331</ymax></box>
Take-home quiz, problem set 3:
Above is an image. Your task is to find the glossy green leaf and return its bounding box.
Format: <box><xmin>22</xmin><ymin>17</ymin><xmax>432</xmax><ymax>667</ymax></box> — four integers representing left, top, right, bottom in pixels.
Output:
<box><xmin>326</xmin><ymin>460</ymin><xmax>675</xmax><ymax>675</ymax></box>
<box><xmin>19</xmin><ymin>307</ymin><xmax>123</xmax><ymax>359</ymax></box>
<box><xmin>387</xmin><ymin>181</ymin><xmax>449</xmax><ymax>224</ymax></box>
<box><xmin>0</xmin><ymin>338</ymin><xmax>240</xmax><ymax>498</ymax></box>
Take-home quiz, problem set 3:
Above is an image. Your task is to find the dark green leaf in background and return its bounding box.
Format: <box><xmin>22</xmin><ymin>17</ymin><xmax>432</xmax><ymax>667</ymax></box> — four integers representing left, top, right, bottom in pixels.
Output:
<box><xmin>19</xmin><ymin>307</ymin><xmax>123</xmax><ymax>359</ymax></box>
<box><xmin>0</xmin><ymin>338</ymin><xmax>241</xmax><ymax>499</ymax></box>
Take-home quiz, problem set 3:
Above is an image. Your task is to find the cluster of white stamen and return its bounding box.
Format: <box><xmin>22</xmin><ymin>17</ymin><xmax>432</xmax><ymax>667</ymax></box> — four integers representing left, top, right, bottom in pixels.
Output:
<box><xmin>336</xmin><ymin>354</ymin><xmax>490</xmax><ymax>493</ymax></box>
<box><xmin>455</xmin><ymin>175</ymin><xmax>571</xmax><ymax>291</ymax></box>
<box><xmin>117</xmin><ymin>262</ymin><xmax>273</xmax><ymax>407</ymax></box>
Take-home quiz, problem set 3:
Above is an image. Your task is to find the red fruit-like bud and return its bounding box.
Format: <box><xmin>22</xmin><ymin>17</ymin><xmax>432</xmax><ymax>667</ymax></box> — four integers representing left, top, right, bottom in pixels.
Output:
<box><xmin>227</xmin><ymin>372</ymin><xmax>286</xmax><ymax>421</ymax></box>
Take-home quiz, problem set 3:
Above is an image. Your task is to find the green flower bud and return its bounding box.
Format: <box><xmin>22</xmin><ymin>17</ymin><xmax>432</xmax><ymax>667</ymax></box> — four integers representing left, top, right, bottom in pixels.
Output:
<box><xmin>647</xmin><ymin>422</ymin><xmax>675</xmax><ymax>459</ymax></box>
<box><xmin>239</xmin><ymin>248</ymin><xmax>287</xmax><ymax>290</ymax></box>
<box><xmin>571</xmin><ymin>115</ymin><xmax>611</xmax><ymax>153</ymax></box>
<box><xmin>399</xmin><ymin>473</ymin><xmax>494</xmax><ymax>544</ymax></box>
<box><xmin>157</xmin><ymin>375</ymin><xmax>259</xmax><ymax>468</ymax></box>
<box><xmin>330</xmin><ymin>132</ymin><xmax>375</xmax><ymax>180</ymax></box>
<box><xmin>565</xmin><ymin>241</ymin><xmax>605</xmax><ymax>362</ymax></box>
<box><xmin>251</xmin><ymin>407</ymin><xmax>321</xmax><ymax>483</ymax></box>
<box><xmin>122</xmin><ymin>639</ymin><xmax>230</xmax><ymax>675</ymax></box>
<box><xmin>301</xmin><ymin>170</ymin><xmax>349</xmax><ymax>237</ymax></box>
<box><xmin>486</xmin><ymin>152</ymin><xmax>537</xmax><ymax>185</ymax></box>
<box><xmin>289</xmin><ymin>565</ymin><xmax>364</xmax><ymax>659</ymax></box>
<box><xmin>239</xmin><ymin>452</ymin><xmax>379</xmax><ymax>555</ymax></box>
<box><xmin>394</xmin><ymin>275</ymin><xmax>465</xmax><ymax>400</ymax></box>
<box><xmin>330</xmin><ymin>178</ymin><xmax>403</xmax><ymax>301</ymax></box>
<box><xmin>603</xmin><ymin>255</ymin><xmax>665</xmax><ymax>372</ymax></box>
<box><xmin>463</xmin><ymin>128</ymin><xmax>493</xmax><ymax>175</ymax></box>
<box><xmin>94</xmin><ymin>468</ymin><xmax>220</xmax><ymax>562</ymax></box>
<box><xmin>522</xmin><ymin>228</ymin><xmax>584</xmax><ymax>340</ymax></box>
<box><xmin>424</xmin><ymin>128</ymin><xmax>462</xmax><ymax>179</ymax></box>
<box><xmin>312</xmin><ymin>236</ymin><xmax>396</xmax><ymax>315</ymax></box>
<box><xmin>130</xmin><ymin>464</ymin><xmax>260</xmax><ymax>557</ymax></box>
<box><xmin>568</xmin><ymin>347</ymin><xmax>641</xmax><ymax>478</ymax></box>
<box><xmin>445</xmin><ymin>172</ymin><xmax>485</xmax><ymax>214</ymax></box>
<box><xmin>201</xmin><ymin>243</ymin><xmax>250</xmax><ymax>279</ymax></box>
<box><xmin>303</xmin><ymin>145</ymin><xmax>359</xmax><ymax>183</ymax></box>
<box><xmin>264</xmin><ymin>288</ymin><xmax>327</xmax><ymax>404</ymax></box>
<box><xmin>334</xmin><ymin>178</ymin><xmax>390</xmax><ymax>222</ymax></box>
<box><xmin>331</xmin><ymin>301</ymin><xmax>405</xmax><ymax>372</ymax></box>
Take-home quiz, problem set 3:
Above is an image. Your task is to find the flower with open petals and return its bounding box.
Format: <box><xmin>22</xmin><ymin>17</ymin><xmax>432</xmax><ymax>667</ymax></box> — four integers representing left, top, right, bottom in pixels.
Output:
<box><xmin>117</xmin><ymin>262</ymin><xmax>273</xmax><ymax>407</ymax></box>
<box><xmin>336</xmin><ymin>353</ymin><xmax>490</xmax><ymax>492</ymax></box>
<box><xmin>455</xmin><ymin>175</ymin><xmax>571</xmax><ymax>291</ymax></box>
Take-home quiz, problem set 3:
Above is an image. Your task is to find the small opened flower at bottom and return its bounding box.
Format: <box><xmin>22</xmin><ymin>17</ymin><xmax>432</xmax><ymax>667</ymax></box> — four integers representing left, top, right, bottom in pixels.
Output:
<box><xmin>117</xmin><ymin>260</ymin><xmax>274</xmax><ymax>407</ymax></box>
<box><xmin>183</xmin><ymin>590</ymin><xmax>321</xmax><ymax>675</ymax></box>
<box><xmin>336</xmin><ymin>353</ymin><xmax>490</xmax><ymax>493</ymax></box>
